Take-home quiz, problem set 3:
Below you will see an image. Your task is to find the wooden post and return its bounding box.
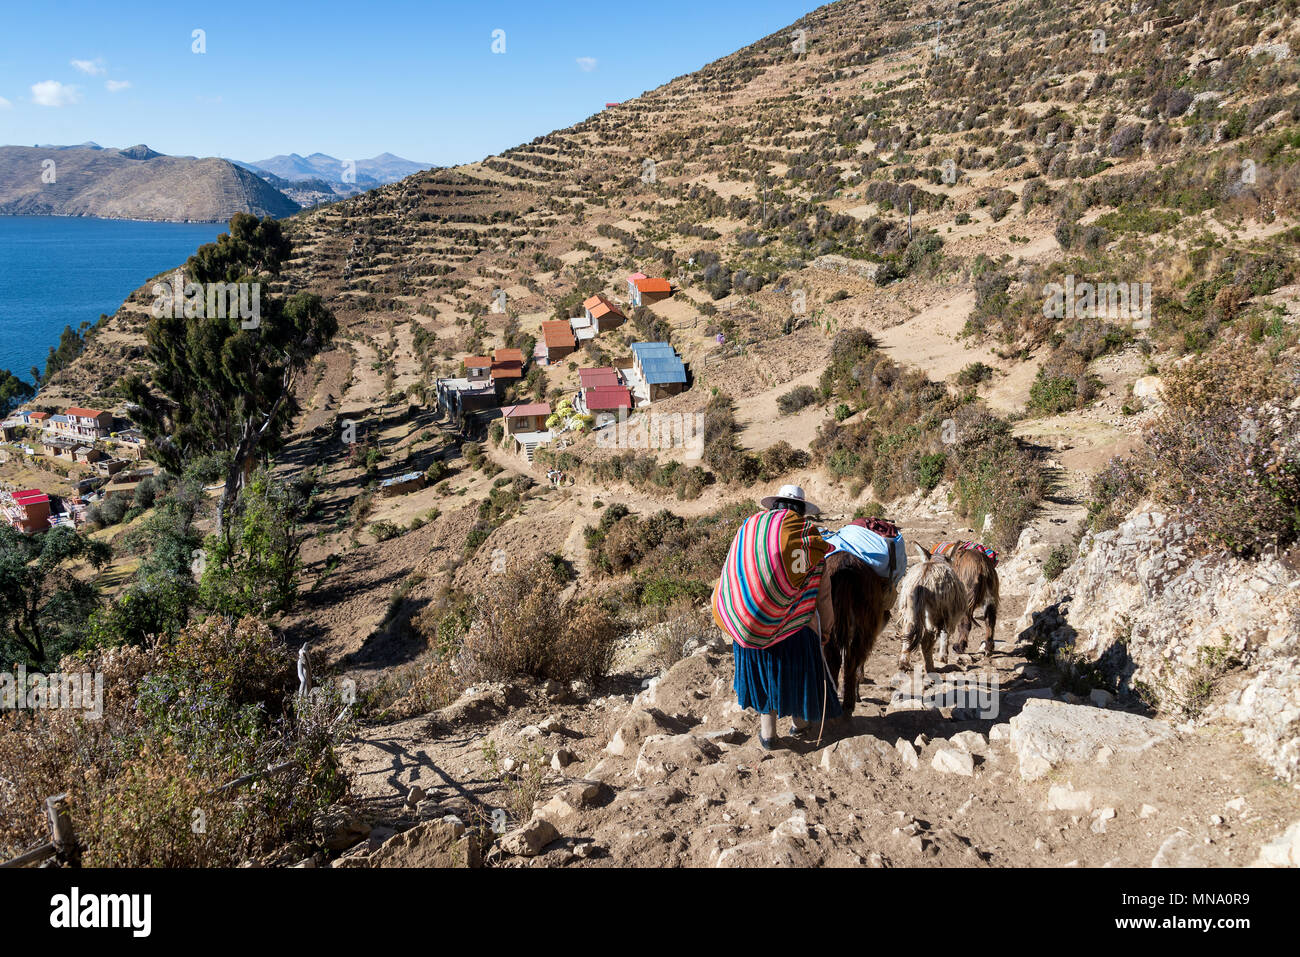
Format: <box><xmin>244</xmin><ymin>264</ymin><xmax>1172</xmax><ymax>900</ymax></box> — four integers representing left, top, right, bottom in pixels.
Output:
<box><xmin>45</xmin><ymin>793</ymin><xmax>78</xmax><ymax>865</ymax></box>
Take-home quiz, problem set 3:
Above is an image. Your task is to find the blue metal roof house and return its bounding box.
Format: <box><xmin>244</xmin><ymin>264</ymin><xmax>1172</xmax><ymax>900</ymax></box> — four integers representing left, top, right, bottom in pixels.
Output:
<box><xmin>630</xmin><ymin>342</ymin><xmax>687</xmax><ymax>400</ymax></box>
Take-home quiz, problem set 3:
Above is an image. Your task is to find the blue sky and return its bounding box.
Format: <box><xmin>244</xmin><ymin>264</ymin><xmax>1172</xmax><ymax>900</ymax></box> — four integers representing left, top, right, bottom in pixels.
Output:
<box><xmin>0</xmin><ymin>0</ymin><xmax>822</xmax><ymax>165</ymax></box>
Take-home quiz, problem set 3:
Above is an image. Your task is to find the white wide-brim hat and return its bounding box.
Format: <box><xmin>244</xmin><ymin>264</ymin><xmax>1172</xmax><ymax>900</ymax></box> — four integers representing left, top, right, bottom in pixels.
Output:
<box><xmin>759</xmin><ymin>483</ymin><xmax>821</xmax><ymax>516</ymax></box>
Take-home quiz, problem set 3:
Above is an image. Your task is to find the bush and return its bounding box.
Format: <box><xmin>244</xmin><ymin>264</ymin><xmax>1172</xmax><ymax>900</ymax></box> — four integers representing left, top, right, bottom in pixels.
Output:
<box><xmin>459</xmin><ymin>560</ymin><xmax>623</xmax><ymax>684</ymax></box>
<box><xmin>1043</xmin><ymin>544</ymin><xmax>1073</xmax><ymax>581</ymax></box>
<box><xmin>1145</xmin><ymin>337</ymin><xmax>1300</xmax><ymax>554</ymax></box>
<box><xmin>956</xmin><ymin>361</ymin><xmax>994</xmax><ymax>386</ymax></box>
<box><xmin>777</xmin><ymin>384</ymin><xmax>820</xmax><ymax>415</ymax></box>
<box><xmin>0</xmin><ymin>618</ymin><xmax>349</xmax><ymax>866</ymax></box>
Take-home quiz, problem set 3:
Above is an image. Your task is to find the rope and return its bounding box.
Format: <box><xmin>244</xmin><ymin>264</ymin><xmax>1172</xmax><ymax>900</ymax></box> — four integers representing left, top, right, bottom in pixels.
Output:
<box><xmin>814</xmin><ymin>609</ymin><xmax>831</xmax><ymax>748</ymax></box>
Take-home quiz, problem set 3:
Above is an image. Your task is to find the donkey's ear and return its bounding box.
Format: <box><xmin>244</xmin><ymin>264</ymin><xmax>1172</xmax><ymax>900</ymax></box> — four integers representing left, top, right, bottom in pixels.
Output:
<box><xmin>910</xmin><ymin>541</ymin><xmax>930</xmax><ymax>562</ymax></box>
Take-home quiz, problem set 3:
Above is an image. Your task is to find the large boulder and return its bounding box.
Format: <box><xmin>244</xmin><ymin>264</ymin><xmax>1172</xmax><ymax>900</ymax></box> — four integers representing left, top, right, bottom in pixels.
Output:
<box><xmin>1017</xmin><ymin>510</ymin><xmax>1300</xmax><ymax>780</ymax></box>
<box><xmin>369</xmin><ymin>818</ymin><xmax>481</xmax><ymax>868</ymax></box>
<box><xmin>1008</xmin><ymin>698</ymin><xmax>1172</xmax><ymax>781</ymax></box>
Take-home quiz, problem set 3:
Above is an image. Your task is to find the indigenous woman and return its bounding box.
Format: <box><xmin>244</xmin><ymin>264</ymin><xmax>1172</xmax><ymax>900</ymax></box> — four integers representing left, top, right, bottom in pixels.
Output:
<box><xmin>712</xmin><ymin>484</ymin><xmax>841</xmax><ymax>749</ymax></box>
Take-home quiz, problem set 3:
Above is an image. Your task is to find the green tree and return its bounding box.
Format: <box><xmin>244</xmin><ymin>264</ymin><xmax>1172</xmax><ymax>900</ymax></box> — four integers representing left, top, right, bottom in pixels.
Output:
<box><xmin>86</xmin><ymin>476</ymin><xmax>206</xmax><ymax>648</ymax></box>
<box><xmin>198</xmin><ymin>471</ymin><xmax>306</xmax><ymax>618</ymax></box>
<box><xmin>0</xmin><ymin>369</ymin><xmax>35</xmax><ymax>415</ymax></box>
<box><xmin>120</xmin><ymin>215</ymin><xmax>336</xmax><ymax>533</ymax></box>
<box><xmin>0</xmin><ymin>525</ymin><xmax>112</xmax><ymax>667</ymax></box>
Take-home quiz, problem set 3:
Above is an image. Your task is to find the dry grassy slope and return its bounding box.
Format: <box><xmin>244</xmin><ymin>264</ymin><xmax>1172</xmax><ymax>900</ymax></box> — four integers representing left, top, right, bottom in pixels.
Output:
<box><xmin>51</xmin><ymin>0</ymin><xmax>1298</xmax><ymax>409</ymax></box>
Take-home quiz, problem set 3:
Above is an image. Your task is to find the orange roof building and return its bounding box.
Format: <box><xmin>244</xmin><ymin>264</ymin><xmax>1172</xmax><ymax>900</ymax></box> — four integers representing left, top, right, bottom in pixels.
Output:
<box><xmin>582</xmin><ymin>294</ymin><xmax>626</xmax><ymax>331</ymax></box>
<box><xmin>540</xmin><ymin>320</ymin><xmax>576</xmax><ymax>363</ymax></box>
<box><xmin>628</xmin><ymin>275</ymin><xmax>672</xmax><ymax>306</ymax></box>
<box><xmin>491</xmin><ymin>347</ymin><xmax>525</xmax><ymax>380</ymax></box>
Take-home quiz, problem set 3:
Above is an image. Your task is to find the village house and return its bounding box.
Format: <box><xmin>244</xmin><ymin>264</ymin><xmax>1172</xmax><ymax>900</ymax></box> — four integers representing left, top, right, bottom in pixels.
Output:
<box><xmin>582</xmin><ymin>294</ymin><xmax>627</xmax><ymax>332</ymax></box>
<box><xmin>55</xmin><ymin>407</ymin><xmax>114</xmax><ymax>441</ymax></box>
<box><xmin>500</xmin><ymin>401</ymin><xmax>553</xmax><ymax>461</ymax></box>
<box><xmin>4</xmin><ymin>489</ymin><xmax>52</xmax><ymax>534</ymax></box>
<box><xmin>500</xmin><ymin>401</ymin><xmax>551</xmax><ymax>437</ymax></box>
<box><xmin>491</xmin><ymin>347</ymin><xmax>525</xmax><ymax>381</ymax></box>
<box><xmin>464</xmin><ymin>356</ymin><xmax>493</xmax><ymax>385</ymax></box>
<box><xmin>575</xmin><ymin>367</ymin><xmax>632</xmax><ymax>417</ymax></box>
<box><xmin>582</xmin><ymin>385</ymin><xmax>633</xmax><ymax>421</ymax></box>
<box><xmin>0</xmin><ymin>419</ymin><xmax>21</xmax><ymax>442</ymax></box>
<box><xmin>569</xmin><ymin>312</ymin><xmax>596</xmax><ymax>346</ymax></box>
<box><xmin>39</xmin><ymin>435</ymin><xmax>81</xmax><ymax>459</ymax></box>
<box><xmin>629</xmin><ymin>342</ymin><xmax>688</xmax><ymax>401</ymax></box>
<box><xmin>539</xmin><ymin>320</ymin><xmax>576</xmax><ymax>364</ymax></box>
<box><xmin>74</xmin><ymin>447</ymin><xmax>106</xmax><ymax>465</ymax></box>
<box><xmin>27</xmin><ymin>412</ymin><xmax>50</xmax><ymax>427</ymax></box>
<box><xmin>113</xmin><ymin>428</ymin><xmax>147</xmax><ymax>460</ymax></box>
<box><xmin>627</xmin><ymin>274</ymin><xmax>672</xmax><ymax>307</ymax></box>
<box><xmin>91</xmin><ymin>458</ymin><xmax>128</xmax><ymax>478</ymax></box>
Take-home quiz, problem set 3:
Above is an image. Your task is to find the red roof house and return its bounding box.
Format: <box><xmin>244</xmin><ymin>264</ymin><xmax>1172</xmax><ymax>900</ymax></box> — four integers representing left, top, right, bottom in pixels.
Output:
<box><xmin>584</xmin><ymin>386</ymin><xmax>633</xmax><ymax>413</ymax></box>
<box><xmin>6</xmin><ymin>489</ymin><xmax>51</xmax><ymax>534</ymax></box>
<box><xmin>500</xmin><ymin>402</ymin><xmax>551</xmax><ymax>436</ymax></box>
<box><xmin>578</xmin><ymin>367</ymin><xmax>622</xmax><ymax>390</ymax></box>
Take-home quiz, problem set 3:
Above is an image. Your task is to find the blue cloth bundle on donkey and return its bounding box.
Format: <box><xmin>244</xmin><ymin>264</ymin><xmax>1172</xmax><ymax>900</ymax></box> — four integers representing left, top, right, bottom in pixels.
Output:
<box><xmin>819</xmin><ymin>518</ymin><xmax>908</xmax><ymax>586</ymax></box>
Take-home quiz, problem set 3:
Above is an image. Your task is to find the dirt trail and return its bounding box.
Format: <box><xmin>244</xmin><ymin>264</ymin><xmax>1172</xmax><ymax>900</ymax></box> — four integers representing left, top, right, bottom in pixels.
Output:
<box><xmin>335</xmin><ymin>502</ymin><xmax>1298</xmax><ymax>868</ymax></box>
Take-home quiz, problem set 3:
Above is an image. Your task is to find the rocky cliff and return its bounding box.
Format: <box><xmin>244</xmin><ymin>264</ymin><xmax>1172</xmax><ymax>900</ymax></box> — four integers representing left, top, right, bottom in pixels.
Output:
<box><xmin>1018</xmin><ymin>511</ymin><xmax>1300</xmax><ymax>781</ymax></box>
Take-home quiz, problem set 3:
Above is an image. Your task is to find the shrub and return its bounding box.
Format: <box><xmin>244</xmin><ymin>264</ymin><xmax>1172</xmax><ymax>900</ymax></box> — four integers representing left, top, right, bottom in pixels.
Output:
<box><xmin>0</xmin><ymin>618</ymin><xmax>349</xmax><ymax>866</ymax></box>
<box><xmin>777</xmin><ymin>384</ymin><xmax>820</xmax><ymax>415</ymax></box>
<box><xmin>956</xmin><ymin>361</ymin><xmax>994</xmax><ymax>386</ymax></box>
<box><xmin>1043</xmin><ymin>544</ymin><xmax>1073</xmax><ymax>581</ymax></box>
<box><xmin>1145</xmin><ymin>337</ymin><xmax>1300</xmax><ymax>554</ymax></box>
<box><xmin>459</xmin><ymin>560</ymin><xmax>623</xmax><ymax>684</ymax></box>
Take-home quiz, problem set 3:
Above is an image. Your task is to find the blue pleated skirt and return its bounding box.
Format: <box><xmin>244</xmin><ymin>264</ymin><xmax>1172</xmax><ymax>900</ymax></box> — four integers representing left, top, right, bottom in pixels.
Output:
<box><xmin>732</xmin><ymin>626</ymin><xmax>843</xmax><ymax>722</ymax></box>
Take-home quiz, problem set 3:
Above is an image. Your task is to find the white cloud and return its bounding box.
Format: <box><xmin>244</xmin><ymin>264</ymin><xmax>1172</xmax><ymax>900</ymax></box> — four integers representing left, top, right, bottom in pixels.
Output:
<box><xmin>31</xmin><ymin>81</ymin><xmax>81</xmax><ymax>107</ymax></box>
<box><xmin>105</xmin><ymin>80</ymin><xmax>131</xmax><ymax>92</ymax></box>
<box><xmin>0</xmin><ymin>97</ymin><xmax>11</xmax><ymax>110</ymax></box>
<box><xmin>576</xmin><ymin>57</ymin><xmax>598</xmax><ymax>72</ymax></box>
<box><xmin>71</xmin><ymin>59</ymin><xmax>106</xmax><ymax>76</ymax></box>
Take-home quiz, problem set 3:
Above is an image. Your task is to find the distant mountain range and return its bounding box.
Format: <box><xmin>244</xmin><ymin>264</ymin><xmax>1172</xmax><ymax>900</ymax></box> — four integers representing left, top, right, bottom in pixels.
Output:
<box><xmin>0</xmin><ymin>143</ymin><xmax>433</xmax><ymax>222</ymax></box>
<box><xmin>234</xmin><ymin>152</ymin><xmax>432</xmax><ymax>191</ymax></box>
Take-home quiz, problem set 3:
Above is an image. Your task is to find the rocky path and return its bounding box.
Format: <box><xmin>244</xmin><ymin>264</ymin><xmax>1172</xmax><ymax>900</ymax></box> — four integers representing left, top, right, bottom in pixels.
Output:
<box><xmin>327</xmin><ymin>506</ymin><xmax>1300</xmax><ymax>869</ymax></box>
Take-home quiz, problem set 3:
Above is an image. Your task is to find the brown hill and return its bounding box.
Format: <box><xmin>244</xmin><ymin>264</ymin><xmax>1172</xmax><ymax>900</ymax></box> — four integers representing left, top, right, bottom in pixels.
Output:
<box><xmin>0</xmin><ymin>144</ymin><xmax>300</xmax><ymax>222</ymax></box>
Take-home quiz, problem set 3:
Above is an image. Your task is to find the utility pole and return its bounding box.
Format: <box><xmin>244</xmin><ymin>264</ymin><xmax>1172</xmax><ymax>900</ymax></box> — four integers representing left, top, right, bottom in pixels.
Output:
<box><xmin>908</xmin><ymin>196</ymin><xmax>913</xmax><ymax>241</ymax></box>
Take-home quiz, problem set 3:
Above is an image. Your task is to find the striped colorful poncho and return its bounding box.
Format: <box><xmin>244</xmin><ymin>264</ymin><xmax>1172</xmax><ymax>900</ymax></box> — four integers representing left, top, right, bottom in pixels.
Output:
<box><xmin>932</xmin><ymin>540</ymin><xmax>999</xmax><ymax>566</ymax></box>
<box><xmin>712</xmin><ymin>508</ymin><xmax>833</xmax><ymax>650</ymax></box>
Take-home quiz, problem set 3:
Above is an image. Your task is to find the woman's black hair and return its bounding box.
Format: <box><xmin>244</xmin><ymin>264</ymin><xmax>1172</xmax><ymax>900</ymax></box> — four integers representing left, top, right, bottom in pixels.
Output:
<box><xmin>772</xmin><ymin>498</ymin><xmax>806</xmax><ymax>517</ymax></box>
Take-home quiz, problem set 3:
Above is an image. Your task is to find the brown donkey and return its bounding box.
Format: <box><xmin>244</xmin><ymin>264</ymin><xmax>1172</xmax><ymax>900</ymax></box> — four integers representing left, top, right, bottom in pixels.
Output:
<box><xmin>951</xmin><ymin>548</ymin><xmax>1000</xmax><ymax>660</ymax></box>
<box><xmin>822</xmin><ymin>550</ymin><xmax>897</xmax><ymax>717</ymax></box>
<box><xmin>896</xmin><ymin>542</ymin><xmax>970</xmax><ymax>673</ymax></box>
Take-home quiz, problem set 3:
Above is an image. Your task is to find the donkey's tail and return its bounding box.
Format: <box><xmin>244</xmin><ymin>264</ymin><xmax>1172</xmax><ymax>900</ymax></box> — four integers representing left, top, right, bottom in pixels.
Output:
<box><xmin>903</xmin><ymin>589</ymin><xmax>925</xmax><ymax>654</ymax></box>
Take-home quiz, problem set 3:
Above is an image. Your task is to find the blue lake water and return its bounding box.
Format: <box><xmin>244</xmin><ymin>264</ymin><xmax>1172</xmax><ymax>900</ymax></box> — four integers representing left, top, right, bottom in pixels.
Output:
<box><xmin>0</xmin><ymin>216</ymin><xmax>228</xmax><ymax>382</ymax></box>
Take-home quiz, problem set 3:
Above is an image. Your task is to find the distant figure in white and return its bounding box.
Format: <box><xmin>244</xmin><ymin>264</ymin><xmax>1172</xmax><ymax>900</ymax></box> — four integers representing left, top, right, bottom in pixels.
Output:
<box><xmin>297</xmin><ymin>645</ymin><xmax>312</xmax><ymax>699</ymax></box>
